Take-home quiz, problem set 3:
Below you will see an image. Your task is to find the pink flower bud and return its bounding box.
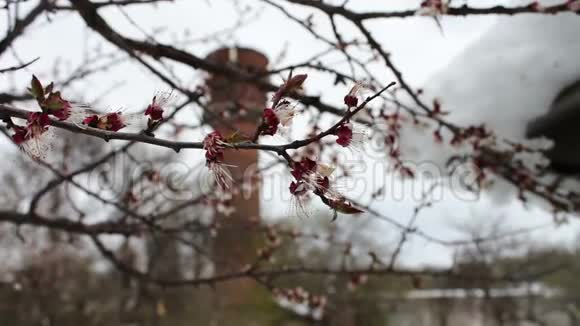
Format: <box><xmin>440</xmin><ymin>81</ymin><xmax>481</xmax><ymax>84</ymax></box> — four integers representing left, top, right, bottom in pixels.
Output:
<box><xmin>335</xmin><ymin>122</ymin><xmax>367</xmax><ymax>149</ymax></box>
<box><xmin>261</xmin><ymin>108</ymin><xmax>280</xmax><ymax>136</ymax></box>
<box><xmin>11</xmin><ymin>126</ymin><xmax>28</xmax><ymax>144</ymax></box>
<box><xmin>82</xmin><ymin>115</ymin><xmax>99</xmax><ymax>127</ymax></box>
<box><xmin>145</xmin><ymin>96</ymin><xmax>164</xmax><ymax>121</ymax></box>
<box><xmin>344</xmin><ymin>95</ymin><xmax>358</xmax><ymax>108</ymax></box>
<box><xmin>203</xmin><ymin>131</ymin><xmax>232</xmax><ymax>189</ymax></box>
<box><xmin>336</xmin><ymin>124</ymin><xmax>353</xmax><ymax>147</ymax></box>
<box><xmin>344</xmin><ymin>83</ymin><xmax>365</xmax><ymax>108</ymax></box>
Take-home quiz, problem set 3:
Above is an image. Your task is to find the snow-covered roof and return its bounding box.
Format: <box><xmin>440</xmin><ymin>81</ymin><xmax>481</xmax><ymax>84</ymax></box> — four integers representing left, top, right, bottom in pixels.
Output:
<box><xmin>399</xmin><ymin>3</ymin><xmax>580</xmax><ymax>168</ymax></box>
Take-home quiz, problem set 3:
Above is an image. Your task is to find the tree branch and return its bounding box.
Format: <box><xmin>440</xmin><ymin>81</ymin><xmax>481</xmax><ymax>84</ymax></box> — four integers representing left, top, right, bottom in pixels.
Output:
<box><xmin>0</xmin><ymin>210</ymin><xmax>140</xmax><ymax>235</ymax></box>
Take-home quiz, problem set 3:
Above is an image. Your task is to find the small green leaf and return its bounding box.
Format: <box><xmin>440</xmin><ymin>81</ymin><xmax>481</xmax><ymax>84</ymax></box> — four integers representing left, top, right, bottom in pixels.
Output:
<box><xmin>44</xmin><ymin>82</ymin><xmax>54</xmax><ymax>94</ymax></box>
<box><xmin>29</xmin><ymin>75</ymin><xmax>44</xmax><ymax>99</ymax></box>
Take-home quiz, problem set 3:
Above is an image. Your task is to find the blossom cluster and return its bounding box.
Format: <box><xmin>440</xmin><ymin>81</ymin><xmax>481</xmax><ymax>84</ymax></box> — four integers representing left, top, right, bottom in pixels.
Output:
<box><xmin>289</xmin><ymin>157</ymin><xmax>331</xmax><ymax>197</ymax></box>
<box><xmin>254</xmin><ymin>75</ymin><xmax>368</xmax><ymax>216</ymax></box>
<box><xmin>273</xmin><ymin>287</ymin><xmax>327</xmax><ymax>321</ymax></box>
<box><xmin>260</xmin><ymin>75</ymin><xmax>367</xmax><ymax>149</ymax></box>
<box><xmin>289</xmin><ymin>157</ymin><xmax>362</xmax><ymax>217</ymax></box>
<box><xmin>198</xmin><ymin>73</ymin><xmax>369</xmax><ymax>217</ymax></box>
<box><xmin>11</xmin><ymin>76</ymin><xmax>72</xmax><ymax>146</ymax></box>
<box><xmin>28</xmin><ymin>75</ymin><xmax>72</xmax><ymax>121</ymax></box>
<box><xmin>10</xmin><ymin>76</ymin><xmax>170</xmax><ymax>158</ymax></box>
<box><xmin>13</xmin><ymin>74</ymin><xmax>367</xmax><ymax>218</ymax></box>
<box><xmin>12</xmin><ymin>112</ymin><xmax>51</xmax><ymax>145</ymax></box>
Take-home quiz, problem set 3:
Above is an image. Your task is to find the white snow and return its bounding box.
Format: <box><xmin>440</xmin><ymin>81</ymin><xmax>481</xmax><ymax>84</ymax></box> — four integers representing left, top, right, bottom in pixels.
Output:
<box><xmin>398</xmin><ymin>4</ymin><xmax>580</xmax><ymax>171</ymax></box>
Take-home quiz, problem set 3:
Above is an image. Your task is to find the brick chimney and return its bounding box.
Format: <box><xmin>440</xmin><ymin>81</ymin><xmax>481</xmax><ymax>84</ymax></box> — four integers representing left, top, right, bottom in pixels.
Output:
<box><xmin>205</xmin><ymin>47</ymin><xmax>268</xmax><ymax>316</ymax></box>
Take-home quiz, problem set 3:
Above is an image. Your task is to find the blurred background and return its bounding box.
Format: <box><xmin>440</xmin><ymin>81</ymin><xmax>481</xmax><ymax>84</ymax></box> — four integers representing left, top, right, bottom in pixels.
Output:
<box><xmin>1</xmin><ymin>0</ymin><xmax>580</xmax><ymax>325</ymax></box>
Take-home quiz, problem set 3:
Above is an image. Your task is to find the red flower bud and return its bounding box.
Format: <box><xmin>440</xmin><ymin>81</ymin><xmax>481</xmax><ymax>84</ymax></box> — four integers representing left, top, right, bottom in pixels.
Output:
<box><xmin>344</xmin><ymin>95</ymin><xmax>358</xmax><ymax>108</ymax></box>
<box><xmin>82</xmin><ymin>112</ymin><xmax>126</xmax><ymax>131</ymax></box>
<box><xmin>261</xmin><ymin>108</ymin><xmax>280</xmax><ymax>136</ymax></box>
<box><xmin>11</xmin><ymin>126</ymin><xmax>28</xmax><ymax>144</ymax></box>
<box><xmin>43</xmin><ymin>91</ymin><xmax>71</xmax><ymax>121</ymax></box>
<box><xmin>83</xmin><ymin>115</ymin><xmax>99</xmax><ymax>127</ymax></box>
<box><xmin>336</xmin><ymin>124</ymin><xmax>353</xmax><ymax>147</ymax></box>
<box><xmin>145</xmin><ymin>96</ymin><xmax>164</xmax><ymax>121</ymax></box>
